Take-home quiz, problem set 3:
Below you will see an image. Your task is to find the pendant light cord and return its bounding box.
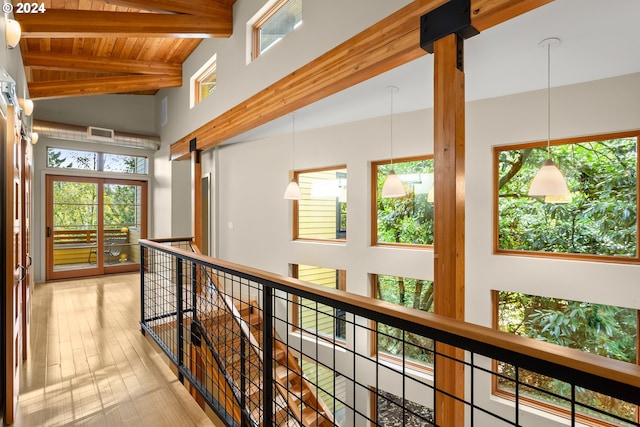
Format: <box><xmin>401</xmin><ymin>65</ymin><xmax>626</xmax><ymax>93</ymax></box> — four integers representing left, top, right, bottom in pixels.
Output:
<box><xmin>546</xmin><ymin>42</ymin><xmax>551</xmax><ymax>159</ymax></box>
<box><xmin>291</xmin><ymin>113</ymin><xmax>296</xmax><ymax>171</ymax></box>
<box><xmin>388</xmin><ymin>86</ymin><xmax>397</xmax><ymax>167</ymax></box>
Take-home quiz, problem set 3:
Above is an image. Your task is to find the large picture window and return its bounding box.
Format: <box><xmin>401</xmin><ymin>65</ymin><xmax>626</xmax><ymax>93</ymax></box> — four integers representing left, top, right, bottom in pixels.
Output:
<box><xmin>495</xmin><ymin>132</ymin><xmax>639</xmax><ymax>261</ymax></box>
<box><xmin>372</xmin><ymin>157</ymin><xmax>434</xmax><ymax>246</ymax></box>
<box><xmin>372</xmin><ymin>274</ymin><xmax>434</xmax><ymax>369</ymax></box>
<box><xmin>294</xmin><ymin>166</ymin><xmax>347</xmax><ymax>241</ymax></box>
<box><xmin>494</xmin><ymin>291</ymin><xmax>639</xmax><ymax>425</ymax></box>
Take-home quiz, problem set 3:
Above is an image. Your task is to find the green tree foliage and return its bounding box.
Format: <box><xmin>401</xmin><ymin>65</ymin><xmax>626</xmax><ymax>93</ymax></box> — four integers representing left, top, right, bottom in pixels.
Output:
<box><xmin>377</xmin><ymin>159</ymin><xmax>434</xmax><ymax>245</ymax></box>
<box><xmin>498</xmin><ymin>137</ymin><xmax>637</xmax><ymax>256</ymax></box>
<box><xmin>376</xmin><ymin>275</ymin><xmax>434</xmax><ymax>365</ymax></box>
<box><xmin>53</xmin><ymin>182</ymin><xmax>98</xmax><ymax>231</ymax></box>
<box><xmin>498</xmin><ymin>292</ymin><xmax>638</xmax><ymax>421</ymax></box>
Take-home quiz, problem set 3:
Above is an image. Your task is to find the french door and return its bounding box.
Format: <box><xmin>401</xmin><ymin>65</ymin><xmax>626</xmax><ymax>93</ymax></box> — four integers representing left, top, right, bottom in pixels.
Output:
<box><xmin>45</xmin><ymin>175</ymin><xmax>147</xmax><ymax>280</ymax></box>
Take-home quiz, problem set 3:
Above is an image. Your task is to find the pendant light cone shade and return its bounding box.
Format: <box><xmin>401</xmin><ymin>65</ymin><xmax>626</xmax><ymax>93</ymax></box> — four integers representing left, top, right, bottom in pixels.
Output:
<box><xmin>528</xmin><ymin>158</ymin><xmax>571</xmax><ymax>198</ymax></box>
<box><xmin>382</xmin><ymin>170</ymin><xmax>405</xmax><ymax>198</ymax></box>
<box><xmin>6</xmin><ymin>19</ymin><xmax>21</xmax><ymax>48</ymax></box>
<box><xmin>30</xmin><ymin>132</ymin><xmax>38</xmax><ymax>145</ymax></box>
<box><xmin>19</xmin><ymin>98</ymin><xmax>33</xmax><ymax>116</ymax></box>
<box><xmin>284</xmin><ymin>180</ymin><xmax>302</xmax><ymax>200</ymax></box>
<box><xmin>528</xmin><ymin>37</ymin><xmax>570</xmax><ymax>202</ymax></box>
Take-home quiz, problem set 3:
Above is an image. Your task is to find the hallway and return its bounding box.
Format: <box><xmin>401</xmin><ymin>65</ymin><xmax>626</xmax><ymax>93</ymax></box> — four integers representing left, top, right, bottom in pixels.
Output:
<box><xmin>14</xmin><ymin>273</ymin><xmax>216</xmax><ymax>427</ymax></box>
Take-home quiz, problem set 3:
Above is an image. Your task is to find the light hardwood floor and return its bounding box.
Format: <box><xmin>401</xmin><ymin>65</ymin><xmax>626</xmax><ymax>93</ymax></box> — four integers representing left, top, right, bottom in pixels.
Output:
<box><xmin>15</xmin><ymin>273</ymin><xmax>218</xmax><ymax>427</ymax></box>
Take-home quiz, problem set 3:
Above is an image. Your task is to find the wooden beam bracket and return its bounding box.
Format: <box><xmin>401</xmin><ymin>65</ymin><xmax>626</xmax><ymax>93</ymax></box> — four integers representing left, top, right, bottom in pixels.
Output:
<box><xmin>420</xmin><ymin>0</ymin><xmax>479</xmax><ymax>55</ymax></box>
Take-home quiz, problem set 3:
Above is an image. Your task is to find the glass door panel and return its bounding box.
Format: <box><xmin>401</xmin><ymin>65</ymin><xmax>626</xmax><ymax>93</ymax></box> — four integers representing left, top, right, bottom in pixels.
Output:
<box><xmin>103</xmin><ymin>182</ymin><xmax>144</xmax><ymax>269</ymax></box>
<box><xmin>51</xmin><ymin>179</ymin><xmax>100</xmax><ymax>276</ymax></box>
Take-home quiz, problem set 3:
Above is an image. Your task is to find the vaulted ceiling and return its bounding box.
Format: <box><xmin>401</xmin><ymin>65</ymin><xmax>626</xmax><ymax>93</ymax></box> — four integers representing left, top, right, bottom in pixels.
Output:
<box><xmin>18</xmin><ymin>0</ymin><xmax>236</xmax><ymax>99</ymax></box>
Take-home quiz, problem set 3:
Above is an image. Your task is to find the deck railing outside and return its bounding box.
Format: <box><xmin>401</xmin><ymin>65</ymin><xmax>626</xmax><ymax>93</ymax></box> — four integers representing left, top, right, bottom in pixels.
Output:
<box><xmin>139</xmin><ymin>237</ymin><xmax>640</xmax><ymax>427</ymax></box>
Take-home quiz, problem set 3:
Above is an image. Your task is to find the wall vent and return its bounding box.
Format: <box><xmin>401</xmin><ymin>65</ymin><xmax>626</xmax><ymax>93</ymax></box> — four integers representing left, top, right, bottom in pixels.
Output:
<box><xmin>87</xmin><ymin>126</ymin><xmax>115</xmax><ymax>141</ymax></box>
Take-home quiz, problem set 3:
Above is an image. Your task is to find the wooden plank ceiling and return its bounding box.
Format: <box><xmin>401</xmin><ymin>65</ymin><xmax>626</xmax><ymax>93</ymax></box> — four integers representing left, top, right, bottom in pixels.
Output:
<box><xmin>18</xmin><ymin>0</ymin><xmax>236</xmax><ymax>99</ymax></box>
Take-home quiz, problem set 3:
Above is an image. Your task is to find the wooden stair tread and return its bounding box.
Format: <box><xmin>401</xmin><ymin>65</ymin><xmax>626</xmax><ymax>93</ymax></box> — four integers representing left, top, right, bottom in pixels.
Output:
<box><xmin>301</xmin><ymin>407</ymin><xmax>329</xmax><ymax>427</ymax></box>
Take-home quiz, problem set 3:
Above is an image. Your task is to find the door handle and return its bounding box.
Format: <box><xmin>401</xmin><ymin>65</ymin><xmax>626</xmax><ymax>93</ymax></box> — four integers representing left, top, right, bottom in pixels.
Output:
<box><xmin>47</xmin><ymin>227</ymin><xmax>51</xmax><ymax>238</ymax></box>
<box><xmin>17</xmin><ymin>264</ymin><xmax>27</xmax><ymax>283</ymax></box>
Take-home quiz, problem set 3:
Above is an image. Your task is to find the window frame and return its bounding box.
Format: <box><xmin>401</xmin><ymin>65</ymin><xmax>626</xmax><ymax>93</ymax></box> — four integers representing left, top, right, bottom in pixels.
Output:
<box><xmin>252</xmin><ymin>0</ymin><xmax>302</xmax><ymax>60</ymax></box>
<box><xmin>369</xmin><ymin>273</ymin><xmax>435</xmax><ymax>375</ymax></box>
<box><xmin>493</xmin><ymin>130</ymin><xmax>640</xmax><ymax>264</ymax></box>
<box><xmin>46</xmin><ymin>146</ymin><xmax>148</xmax><ymax>175</ymax></box>
<box><xmin>191</xmin><ymin>54</ymin><xmax>217</xmax><ymax>107</ymax></box>
<box><xmin>491</xmin><ymin>290</ymin><xmax>640</xmax><ymax>426</ymax></box>
<box><xmin>291</xmin><ymin>264</ymin><xmax>347</xmax><ymax>343</ymax></box>
<box><xmin>292</xmin><ymin>165</ymin><xmax>347</xmax><ymax>242</ymax></box>
<box><xmin>371</xmin><ymin>155</ymin><xmax>435</xmax><ymax>248</ymax></box>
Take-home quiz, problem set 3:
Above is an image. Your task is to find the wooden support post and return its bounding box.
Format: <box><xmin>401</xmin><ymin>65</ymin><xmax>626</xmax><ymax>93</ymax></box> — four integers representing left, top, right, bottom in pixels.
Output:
<box><xmin>191</xmin><ymin>145</ymin><xmax>203</xmax><ymax>252</ymax></box>
<box><xmin>433</xmin><ymin>32</ymin><xmax>466</xmax><ymax>427</ymax></box>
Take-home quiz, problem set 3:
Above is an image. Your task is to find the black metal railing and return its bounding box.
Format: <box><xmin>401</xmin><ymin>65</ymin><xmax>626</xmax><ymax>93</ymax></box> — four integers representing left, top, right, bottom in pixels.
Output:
<box><xmin>140</xmin><ymin>237</ymin><xmax>640</xmax><ymax>427</ymax></box>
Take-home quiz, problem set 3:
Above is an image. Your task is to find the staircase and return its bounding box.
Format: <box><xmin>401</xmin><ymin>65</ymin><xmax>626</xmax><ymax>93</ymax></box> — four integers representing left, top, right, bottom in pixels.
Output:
<box><xmin>189</xmin><ymin>274</ymin><xmax>336</xmax><ymax>427</ymax></box>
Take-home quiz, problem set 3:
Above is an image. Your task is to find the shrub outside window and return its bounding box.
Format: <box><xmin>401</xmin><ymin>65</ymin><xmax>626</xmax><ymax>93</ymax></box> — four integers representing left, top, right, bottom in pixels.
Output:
<box><xmin>253</xmin><ymin>0</ymin><xmax>302</xmax><ymax>59</ymax></box>
<box><xmin>294</xmin><ymin>167</ymin><xmax>347</xmax><ymax>241</ymax></box>
<box><xmin>372</xmin><ymin>157</ymin><xmax>434</xmax><ymax>246</ymax></box>
<box><xmin>495</xmin><ymin>132</ymin><xmax>639</xmax><ymax>261</ymax></box>
<box><xmin>292</xmin><ymin>264</ymin><xmax>346</xmax><ymax>341</ymax></box>
<box><xmin>372</xmin><ymin>274</ymin><xmax>434</xmax><ymax>369</ymax></box>
<box><xmin>495</xmin><ymin>291</ymin><xmax>639</xmax><ymax>425</ymax></box>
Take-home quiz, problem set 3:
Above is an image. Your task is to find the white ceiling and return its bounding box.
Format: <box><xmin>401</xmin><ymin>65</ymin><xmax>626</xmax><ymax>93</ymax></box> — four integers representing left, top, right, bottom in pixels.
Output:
<box><xmin>228</xmin><ymin>0</ymin><xmax>640</xmax><ymax>143</ymax></box>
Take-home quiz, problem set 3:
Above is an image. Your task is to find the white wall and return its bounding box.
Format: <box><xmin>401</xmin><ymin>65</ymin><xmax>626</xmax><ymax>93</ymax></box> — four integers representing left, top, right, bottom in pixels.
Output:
<box><xmin>35</xmin><ymin>94</ymin><xmax>156</xmax><ymax>134</ymax></box>
<box><xmin>156</xmin><ymin>0</ymin><xmax>412</xmax><ymax>146</ymax></box>
<box><xmin>206</xmin><ymin>72</ymin><xmax>640</xmax><ymax>426</ymax></box>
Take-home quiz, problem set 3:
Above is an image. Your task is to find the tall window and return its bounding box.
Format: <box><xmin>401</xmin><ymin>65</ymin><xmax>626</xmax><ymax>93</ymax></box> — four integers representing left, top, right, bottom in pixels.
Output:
<box><xmin>372</xmin><ymin>274</ymin><xmax>434</xmax><ymax>369</ymax></box>
<box><xmin>495</xmin><ymin>132</ymin><xmax>639</xmax><ymax>261</ymax></box>
<box><xmin>292</xmin><ymin>264</ymin><xmax>346</xmax><ymax>341</ymax></box>
<box><xmin>294</xmin><ymin>167</ymin><xmax>347</xmax><ymax>241</ymax></box>
<box><xmin>372</xmin><ymin>156</ymin><xmax>434</xmax><ymax>246</ymax></box>
<box><xmin>495</xmin><ymin>291</ymin><xmax>639</xmax><ymax>425</ymax></box>
<box><xmin>252</xmin><ymin>0</ymin><xmax>302</xmax><ymax>59</ymax></box>
<box><xmin>191</xmin><ymin>54</ymin><xmax>217</xmax><ymax>107</ymax></box>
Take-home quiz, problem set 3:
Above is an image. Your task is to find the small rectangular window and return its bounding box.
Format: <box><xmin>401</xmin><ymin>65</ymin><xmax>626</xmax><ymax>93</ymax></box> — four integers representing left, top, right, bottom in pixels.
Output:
<box><xmin>47</xmin><ymin>147</ymin><xmax>97</xmax><ymax>170</ymax></box>
<box><xmin>494</xmin><ymin>291</ymin><xmax>639</xmax><ymax>424</ymax></box>
<box><xmin>292</xmin><ymin>264</ymin><xmax>346</xmax><ymax>341</ymax></box>
<box><xmin>253</xmin><ymin>0</ymin><xmax>302</xmax><ymax>59</ymax></box>
<box><xmin>372</xmin><ymin>156</ymin><xmax>434</xmax><ymax>247</ymax></box>
<box><xmin>191</xmin><ymin>54</ymin><xmax>217</xmax><ymax>108</ymax></box>
<box><xmin>103</xmin><ymin>153</ymin><xmax>148</xmax><ymax>174</ymax></box>
<box><xmin>372</xmin><ymin>274</ymin><xmax>434</xmax><ymax>369</ymax></box>
<box><xmin>294</xmin><ymin>166</ymin><xmax>347</xmax><ymax>241</ymax></box>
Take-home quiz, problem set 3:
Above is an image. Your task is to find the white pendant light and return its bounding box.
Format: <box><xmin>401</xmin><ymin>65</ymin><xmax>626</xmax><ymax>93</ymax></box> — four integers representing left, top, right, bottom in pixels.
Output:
<box><xmin>6</xmin><ymin>18</ymin><xmax>21</xmax><ymax>48</ymax></box>
<box><xmin>284</xmin><ymin>113</ymin><xmax>302</xmax><ymax>200</ymax></box>
<box><xmin>30</xmin><ymin>131</ymin><xmax>38</xmax><ymax>145</ymax></box>
<box><xmin>528</xmin><ymin>37</ymin><xmax>571</xmax><ymax>203</ymax></box>
<box><xmin>381</xmin><ymin>85</ymin><xmax>406</xmax><ymax>198</ymax></box>
<box><xmin>19</xmin><ymin>98</ymin><xmax>33</xmax><ymax>116</ymax></box>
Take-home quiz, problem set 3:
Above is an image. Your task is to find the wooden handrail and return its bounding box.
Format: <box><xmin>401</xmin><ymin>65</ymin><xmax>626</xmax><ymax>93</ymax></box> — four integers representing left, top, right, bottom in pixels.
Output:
<box><xmin>140</xmin><ymin>238</ymin><xmax>640</xmax><ymax>401</ymax></box>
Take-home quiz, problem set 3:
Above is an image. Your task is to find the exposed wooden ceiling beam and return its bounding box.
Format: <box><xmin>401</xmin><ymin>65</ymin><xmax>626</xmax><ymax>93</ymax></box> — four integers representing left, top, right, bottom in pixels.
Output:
<box><xmin>170</xmin><ymin>0</ymin><xmax>552</xmax><ymax>161</ymax></box>
<box><xmin>103</xmin><ymin>0</ymin><xmax>235</xmax><ymax>16</ymax></box>
<box><xmin>28</xmin><ymin>74</ymin><xmax>182</xmax><ymax>99</ymax></box>
<box><xmin>19</xmin><ymin>10</ymin><xmax>232</xmax><ymax>38</ymax></box>
<box><xmin>23</xmin><ymin>51</ymin><xmax>181</xmax><ymax>75</ymax></box>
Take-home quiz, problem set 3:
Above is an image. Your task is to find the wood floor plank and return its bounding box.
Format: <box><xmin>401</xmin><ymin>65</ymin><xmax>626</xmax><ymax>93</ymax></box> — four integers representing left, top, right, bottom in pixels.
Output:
<box><xmin>16</xmin><ymin>273</ymin><xmax>218</xmax><ymax>427</ymax></box>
